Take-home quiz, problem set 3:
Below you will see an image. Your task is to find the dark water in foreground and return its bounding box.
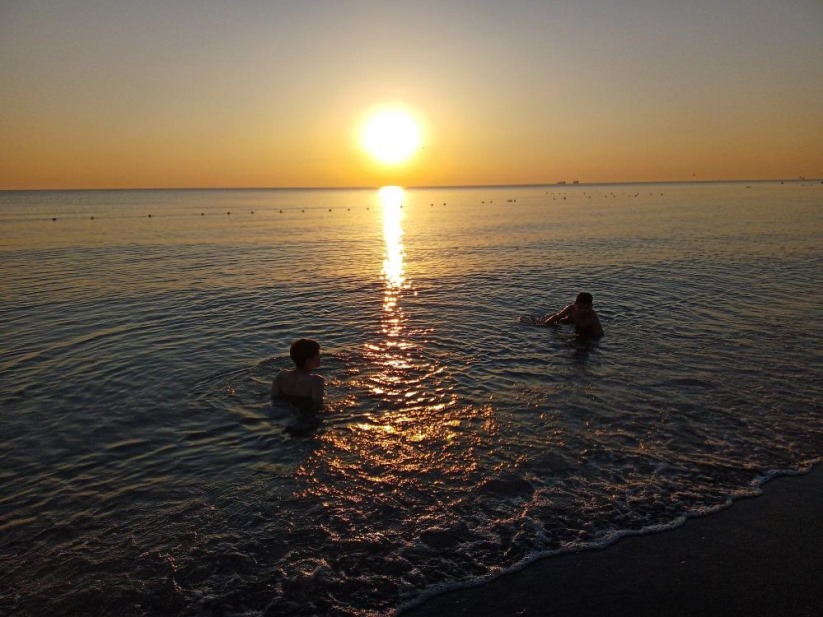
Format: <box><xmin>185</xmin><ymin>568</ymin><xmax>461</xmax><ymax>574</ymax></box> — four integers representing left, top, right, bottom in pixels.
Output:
<box><xmin>1</xmin><ymin>182</ymin><xmax>821</xmax><ymax>616</ymax></box>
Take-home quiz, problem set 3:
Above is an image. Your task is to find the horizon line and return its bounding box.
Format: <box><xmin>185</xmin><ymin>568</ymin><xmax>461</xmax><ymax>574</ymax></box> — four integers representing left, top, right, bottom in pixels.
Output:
<box><xmin>1</xmin><ymin>177</ymin><xmax>820</xmax><ymax>192</ymax></box>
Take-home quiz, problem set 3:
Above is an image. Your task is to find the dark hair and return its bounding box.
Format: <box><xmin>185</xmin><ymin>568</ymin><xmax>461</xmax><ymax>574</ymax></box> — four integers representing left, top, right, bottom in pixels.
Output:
<box><xmin>289</xmin><ymin>338</ymin><xmax>320</xmax><ymax>368</ymax></box>
<box><xmin>575</xmin><ymin>292</ymin><xmax>593</xmax><ymax>306</ymax></box>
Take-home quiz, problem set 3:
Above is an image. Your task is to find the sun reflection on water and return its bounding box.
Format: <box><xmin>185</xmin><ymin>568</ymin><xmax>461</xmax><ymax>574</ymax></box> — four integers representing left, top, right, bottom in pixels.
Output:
<box><xmin>380</xmin><ymin>185</ymin><xmax>405</xmax><ymax>291</ymax></box>
<box><xmin>294</xmin><ymin>186</ymin><xmax>490</xmax><ymax>537</ymax></box>
<box><xmin>374</xmin><ymin>186</ymin><xmax>412</xmax><ymax>379</ymax></box>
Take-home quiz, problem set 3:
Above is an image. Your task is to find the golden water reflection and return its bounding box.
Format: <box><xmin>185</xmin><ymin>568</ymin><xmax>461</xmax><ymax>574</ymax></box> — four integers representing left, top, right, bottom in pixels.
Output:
<box><xmin>363</xmin><ymin>186</ymin><xmax>423</xmax><ymax>404</ymax></box>
<box><xmin>378</xmin><ymin>186</ymin><xmax>408</xmax><ymax>361</ymax></box>
<box><xmin>294</xmin><ymin>186</ymin><xmax>490</xmax><ymax>517</ymax></box>
<box><xmin>364</xmin><ymin>186</ymin><xmax>464</xmax><ymax>419</ymax></box>
<box><xmin>380</xmin><ymin>185</ymin><xmax>405</xmax><ymax>290</ymax></box>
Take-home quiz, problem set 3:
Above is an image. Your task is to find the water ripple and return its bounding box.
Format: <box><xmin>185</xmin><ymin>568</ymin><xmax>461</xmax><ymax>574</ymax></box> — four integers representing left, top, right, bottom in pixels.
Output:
<box><xmin>1</xmin><ymin>185</ymin><xmax>821</xmax><ymax>616</ymax></box>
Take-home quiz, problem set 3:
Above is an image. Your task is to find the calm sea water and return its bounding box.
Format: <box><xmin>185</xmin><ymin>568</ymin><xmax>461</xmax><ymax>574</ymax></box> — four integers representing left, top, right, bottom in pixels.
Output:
<box><xmin>1</xmin><ymin>182</ymin><xmax>821</xmax><ymax>616</ymax></box>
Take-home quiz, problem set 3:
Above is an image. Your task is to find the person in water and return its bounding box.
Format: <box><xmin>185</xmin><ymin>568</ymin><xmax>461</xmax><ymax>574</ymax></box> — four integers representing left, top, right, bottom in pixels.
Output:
<box><xmin>540</xmin><ymin>292</ymin><xmax>604</xmax><ymax>338</ymax></box>
<box><xmin>271</xmin><ymin>338</ymin><xmax>325</xmax><ymax>410</ymax></box>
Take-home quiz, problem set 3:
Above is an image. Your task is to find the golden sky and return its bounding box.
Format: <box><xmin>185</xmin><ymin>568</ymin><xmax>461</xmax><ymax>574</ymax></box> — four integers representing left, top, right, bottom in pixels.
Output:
<box><xmin>1</xmin><ymin>1</ymin><xmax>822</xmax><ymax>189</ymax></box>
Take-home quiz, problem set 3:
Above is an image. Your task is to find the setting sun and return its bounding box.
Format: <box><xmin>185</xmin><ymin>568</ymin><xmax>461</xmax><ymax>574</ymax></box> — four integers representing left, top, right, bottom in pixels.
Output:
<box><xmin>361</xmin><ymin>110</ymin><xmax>422</xmax><ymax>166</ymax></box>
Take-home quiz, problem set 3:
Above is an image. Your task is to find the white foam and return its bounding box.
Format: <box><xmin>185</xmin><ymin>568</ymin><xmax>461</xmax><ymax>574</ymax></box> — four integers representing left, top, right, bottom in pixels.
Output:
<box><xmin>396</xmin><ymin>460</ymin><xmax>822</xmax><ymax>616</ymax></box>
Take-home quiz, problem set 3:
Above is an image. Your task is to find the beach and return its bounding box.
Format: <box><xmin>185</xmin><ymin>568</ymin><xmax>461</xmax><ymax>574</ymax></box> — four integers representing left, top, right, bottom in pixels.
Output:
<box><xmin>403</xmin><ymin>466</ymin><xmax>823</xmax><ymax>617</ymax></box>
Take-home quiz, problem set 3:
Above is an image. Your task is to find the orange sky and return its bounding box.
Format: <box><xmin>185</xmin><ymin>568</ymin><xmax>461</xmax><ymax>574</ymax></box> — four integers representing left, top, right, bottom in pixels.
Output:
<box><xmin>1</xmin><ymin>1</ymin><xmax>821</xmax><ymax>189</ymax></box>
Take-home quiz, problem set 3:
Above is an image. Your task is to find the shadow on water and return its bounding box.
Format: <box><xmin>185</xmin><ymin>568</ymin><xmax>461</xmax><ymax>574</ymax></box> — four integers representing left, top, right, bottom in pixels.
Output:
<box><xmin>519</xmin><ymin>318</ymin><xmax>602</xmax><ymax>365</ymax></box>
<box><xmin>281</xmin><ymin>413</ymin><xmax>323</xmax><ymax>437</ymax></box>
<box><xmin>568</xmin><ymin>333</ymin><xmax>602</xmax><ymax>366</ymax></box>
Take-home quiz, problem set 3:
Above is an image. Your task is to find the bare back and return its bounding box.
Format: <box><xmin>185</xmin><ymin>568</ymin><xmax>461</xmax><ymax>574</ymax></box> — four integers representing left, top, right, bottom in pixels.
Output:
<box><xmin>272</xmin><ymin>368</ymin><xmax>324</xmax><ymax>408</ymax></box>
<box><xmin>570</xmin><ymin>306</ymin><xmax>603</xmax><ymax>338</ymax></box>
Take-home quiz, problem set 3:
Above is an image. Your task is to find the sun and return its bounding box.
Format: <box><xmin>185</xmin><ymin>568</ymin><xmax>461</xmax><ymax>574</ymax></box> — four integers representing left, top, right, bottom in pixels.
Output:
<box><xmin>361</xmin><ymin>109</ymin><xmax>422</xmax><ymax>166</ymax></box>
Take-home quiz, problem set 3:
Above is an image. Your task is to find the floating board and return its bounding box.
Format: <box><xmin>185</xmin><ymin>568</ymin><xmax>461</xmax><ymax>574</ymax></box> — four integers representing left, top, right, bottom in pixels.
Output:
<box><xmin>518</xmin><ymin>314</ymin><xmax>545</xmax><ymax>326</ymax></box>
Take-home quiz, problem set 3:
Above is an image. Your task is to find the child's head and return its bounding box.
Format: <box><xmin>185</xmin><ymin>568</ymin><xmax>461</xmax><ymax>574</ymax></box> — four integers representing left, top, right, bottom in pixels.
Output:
<box><xmin>289</xmin><ymin>338</ymin><xmax>320</xmax><ymax>369</ymax></box>
<box><xmin>575</xmin><ymin>292</ymin><xmax>594</xmax><ymax>308</ymax></box>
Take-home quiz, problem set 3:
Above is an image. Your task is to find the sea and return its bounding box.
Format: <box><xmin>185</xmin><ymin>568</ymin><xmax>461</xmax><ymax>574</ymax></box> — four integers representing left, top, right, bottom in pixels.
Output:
<box><xmin>1</xmin><ymin>182</ymin><xmax>821</xmax><ymax>616</ymax></box>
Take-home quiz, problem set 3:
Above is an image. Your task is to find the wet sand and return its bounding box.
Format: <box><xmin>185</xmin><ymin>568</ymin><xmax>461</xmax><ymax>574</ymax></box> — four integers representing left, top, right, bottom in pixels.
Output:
<box><xmin>402</xmin><ymin>466</ymin><xmax>822</xmax><ymax>617</ymax></box>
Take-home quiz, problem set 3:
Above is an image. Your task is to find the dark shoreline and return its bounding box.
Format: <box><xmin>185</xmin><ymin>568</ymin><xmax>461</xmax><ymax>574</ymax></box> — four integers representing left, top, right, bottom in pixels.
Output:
<box><xmin>401</xmin><ymin>466</ymin><xmax>822</xmax><ymax>617</ymax></box>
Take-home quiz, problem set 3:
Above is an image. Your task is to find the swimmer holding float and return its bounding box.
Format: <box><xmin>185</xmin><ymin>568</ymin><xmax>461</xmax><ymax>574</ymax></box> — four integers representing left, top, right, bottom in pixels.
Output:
<box><xmin>539</xmin><ymin>292</ymin><xmax>604</xmax><ymax>338</ymax></box>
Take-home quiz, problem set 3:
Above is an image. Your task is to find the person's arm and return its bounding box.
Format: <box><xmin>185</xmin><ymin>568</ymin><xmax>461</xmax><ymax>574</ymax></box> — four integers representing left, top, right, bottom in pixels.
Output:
<box><xmin>590</xmin><ymin>313</ymin><xmax>604</xmax><ymax>337</ymax></box>
<box><xmin>310</xmin><ymin>375</ymin><xmax>325</xmax><ymax>409</ymax></box>
<box><xmin>540</xmin><ymin>304</ymin><xmax>572</xmax><ymax>326</ymax></box>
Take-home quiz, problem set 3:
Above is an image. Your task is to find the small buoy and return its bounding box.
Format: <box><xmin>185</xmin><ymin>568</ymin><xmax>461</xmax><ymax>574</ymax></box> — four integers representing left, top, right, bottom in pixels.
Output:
<box><xmin>251</xmin><ymin>210</ymin><xmax>255</xmax><ymax>214</ymax></box>
<box><xmin>90</xmin><ymin>216</ymin><xmax>94</xmax><ymax>220</ymax></box>
<box><xmin>329</xmin><ymin>208</ymin><xmax>332</xmax><ymax>212</ymax></box>
<box><xmin>52</xmin><ymin>217</ymin><xmax>57</xmax><ymax>221</ymax></box>
<box><xmin>201</xmin><ymin>212</ymin><xmax>204</xmax><ymax>216</ymax></box>
<box><xmin>227</xmin><ymin>211</ymin><xmax>231</xmax><ymax>215</ymax></box>
<box><xmin>148</xmin><ymin>214</ymin><xmax>152</xmax><ymax>218</ymax></box>
<box><xmin>280</xmin><ymin>210</ymin><xmax>283</xmax><ymax>214</ymax></box>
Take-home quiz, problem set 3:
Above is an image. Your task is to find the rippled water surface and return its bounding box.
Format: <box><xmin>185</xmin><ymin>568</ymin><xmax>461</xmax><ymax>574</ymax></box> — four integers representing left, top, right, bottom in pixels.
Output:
<box><xmin>1</xmin><ymin>183</ymin><xmax>821</xmax><ymax>616</ymax></box>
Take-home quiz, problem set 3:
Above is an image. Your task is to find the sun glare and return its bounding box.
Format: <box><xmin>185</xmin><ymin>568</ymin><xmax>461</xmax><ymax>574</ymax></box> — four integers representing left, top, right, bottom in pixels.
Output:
<box><xmin>362</xmin><ymin>110</ymin><xmax>422</xmax><ymax>165</ymax></box>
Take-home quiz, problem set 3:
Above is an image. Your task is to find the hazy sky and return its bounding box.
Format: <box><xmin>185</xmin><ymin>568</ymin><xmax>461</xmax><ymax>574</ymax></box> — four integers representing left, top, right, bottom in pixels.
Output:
<box><xmin>1</xmin><ymin>0</ymin><xmax>821</xmax><ymax>189</ymax></box>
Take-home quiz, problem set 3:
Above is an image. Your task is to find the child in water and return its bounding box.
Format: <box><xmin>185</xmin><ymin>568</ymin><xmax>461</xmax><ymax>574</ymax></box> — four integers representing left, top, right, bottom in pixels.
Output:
<box><xmin>271</xmin><ymin>338</ymin><xmax>325</xmax><ymax>410</ymax></box>
<box><xmin>540</xmin><ymin>292</ymin><xmax>604</xmax><ymax>338</ymax></box>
